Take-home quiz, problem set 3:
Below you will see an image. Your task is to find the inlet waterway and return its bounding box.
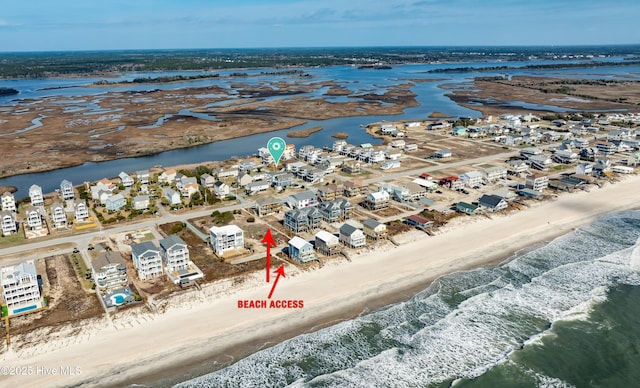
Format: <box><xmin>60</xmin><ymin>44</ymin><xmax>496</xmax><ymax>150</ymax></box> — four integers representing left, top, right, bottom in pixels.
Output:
<box><xmin>1</xmin><ymin>58</ymin><xmax>638</xmax><ymax>196</ymax></box>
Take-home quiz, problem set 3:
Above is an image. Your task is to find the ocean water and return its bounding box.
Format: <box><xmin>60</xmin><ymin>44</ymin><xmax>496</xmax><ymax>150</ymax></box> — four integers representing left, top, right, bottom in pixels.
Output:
<box><xmin>177</xmin><ymin>210</ymin><xmax>640</xmax><ymax>387</ymax></box>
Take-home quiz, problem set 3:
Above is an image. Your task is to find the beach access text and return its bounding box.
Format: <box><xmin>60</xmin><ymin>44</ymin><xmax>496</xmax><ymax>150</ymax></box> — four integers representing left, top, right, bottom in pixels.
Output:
<box><xmin>237</xmin><ymin>299</ymin><xmax>304</xmax><ymax>309</ymax></box>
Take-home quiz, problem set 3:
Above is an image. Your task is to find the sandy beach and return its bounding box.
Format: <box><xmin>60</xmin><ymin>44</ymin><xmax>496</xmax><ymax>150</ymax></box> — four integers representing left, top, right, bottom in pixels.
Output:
<box><xmin>2</xmin><ymin>174</ymin><xmax>640</xmax><ymax>387</ymax></box>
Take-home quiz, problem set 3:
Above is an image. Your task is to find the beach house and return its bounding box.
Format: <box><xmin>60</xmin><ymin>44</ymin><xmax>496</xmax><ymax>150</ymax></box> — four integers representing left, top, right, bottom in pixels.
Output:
<box><xmin>1</xmin><ymin>211</ymin><xmax>17</xmax><ymax>236</ymax></box>
<box><xmin>343</xmin><ymin>180</ymin><xmax>368</xmax><ymax>197</ymax></box>
<box><xmin>105</xmin><ymin>193</ymin><xmax>126</xmax><ymax>212</ymax></box>
<box><xmin>271</xmin><ymin>173</ymin><xmax>295</xmax><ymax>190</ymax></box>
<box><xmin>180</xmin><ymin>182</ymin><xmax>200</xmax><ymax>198</ymax></box>
<box><xmin>133</xmin><ymin>195</ymin><xmax>150</xmax><ymax>211</ymax></box>
<box><xmin>317</xmin><ymin>184</ymin><xmax>341</xmax><ymax>202</ymax></box>
<box><xmin>1</xmin><ymin>191</ymin><xmax>16</xmax><ymax>212</ymax></box>
<box><xmin>434</xmin><ymin>149</ymin><xmax>452</xmax><ymax>159</ymax></box>
<box><xmin>245</xmin><ymin>180</ymin><xmax>270</xmax><ymax>196</ymax></box>
<box><xmin>91</xmin><ymin>251</ymin><xmax>128</xmax><ymax>292</ymax></box>
<box><xmin>60</xmin><ymin>179</ymin><xmax>75</xmax><ymax>200</ymax></box>
<box><xmin>131</xmin><ymin>241</ymin><xmax>163</xmax><ymax>280</ymax></box>
<box><xmin>404</xmin><ymin>214</ymin><xmax>434</xmax><ymax>230</ymax></box>
<box><xmin>363</xmin><ymin>218</ymin><xmax>387</xmax><ymax>240</ymax></box>
<box><xmin>525</xmin><ymin>173</ymin><xmax>549</xmax><ymax>192</ymax></box>
<box><xmin>237</xmin><ymin>173</ymin><xmax>253</xmax><ymax>188</ymax></box>
<box><xmin>1</xmin><ymin>261</ymin><xmax>43</xmax><ymax>316</ymax></box>
<box><xmin>118</xmin><ymin>172</ymin><xmax>134</xmax><ymax>187</ymax></box>
<box><xmin>75</xmin><ymin>202</ymin><xmax>90</xmax><ymax>223</ymax></box>
<box><xmin>135</xmin><ymin>170</ymin><xmax>150</xmax><ymax>184</ymax></box>
<box><xmin>254</xmin><ymin>197</ymin><xmax>283</xmax><ymax>217</ymax></box>
<box><xmin>456</xmin><ymin>202</ymin><xmax>478</xmax><ymax>215</ymax></box>
<box><xmin>317</xmin><ymin>198</ymin><xmax>353</xmax><ymax>223</ymax></box>
<box><xmin>160</xmin><ymin>235</ymin><xmax>203</xmax><ymax>285</ymax></box>
<box><xmin>342</xmin><ymin>161</ymin><xmax>362</xmax><ymax>175</ymax></box>
<box><xmin>284</xmin><ymin>207</ymin><xmax>321</xmax><ymax>233</ymax></box>
<box><xmin>158</xmin><ymin>168</ymin><xmax>177</xmax><ymax>184</ymax></box>
<box><xmin>25</xmin><ymin>206</ymin><xmax>42</xmax><ymax>230</ymax></box>
<box><xmin>200</xmin><ymin>173</ymin><xmax>216</xmax><ymax>189</ymax></box>
<box><xmin>29</xmin><ymin>184</ymin><xmax>44</xmax><ymax>206</ymax></box>
<box><xmin>288</xmin><ymin>236</ymin><xmax>316</xmax><ymax>263</ymax></box>
<box><xmin>212</xmin><ymin>181</ymin><xmax>230</xmax><ymax>198</ymax></box>
<box><xmin>439</xmin><ymin>176</ymin><xmax>464</xmax><ymax>191</ymax></box>
<box><xmin>164</xmin><ymin>188</ymin><xmax>182</xmax><ymax>206</ymax></box>
<box><xmin>215</xmin><ymin>167</ymin><xmax>239</xmax><ymax>179</ymax></box>
<box><xmin>50</xmin><ymin>202</ymin><xmax>67</xmax><ymax>228</ymax></box>
<box><xmin>209</xmin><ymin>225</ymin><xmax>244</xmax><ymax>256</ymax></box>
<box><xmin>483</xmin><ymin>166</ymin><xmax>508</xmax><ymax>182</ymax></box>
<box><xmin>339</xmin><ymin>223</ymin><xmax>366</xmax><ymax>248</ymax></box>
<box><xmin>507</xmin><ymin>160</ymin><xmax>529</xmax><ymax>175</ymax></box>
<box><xmin>287</xmin><ymin>191</ymin><xmax>318</xmax><ymax>209</ymax></box>
<box><xmin>363</xmin><ymin>191</ymin><xmax>390</xmax><ymax>210</ymax></box>
<box><xmin>478</xmin><ymin>194</ymin><xmax>508</xmax><ymax>212</ymax></box>
<box><xmin>459</xmin><ymin>171</ymin><xmax>484</xmax><ymax>187</ymax></box>
<box><xmin>314</xmin><ymin>230</ymin><xmax>341</xmax><ymax>256</ymax></box>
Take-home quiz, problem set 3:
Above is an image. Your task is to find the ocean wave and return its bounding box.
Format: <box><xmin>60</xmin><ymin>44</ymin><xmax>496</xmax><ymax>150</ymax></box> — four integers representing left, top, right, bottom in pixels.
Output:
<box><xmin>177</xmin><ymin>211</ymin><xmax>640</xmax><ymax>388</ymax></box>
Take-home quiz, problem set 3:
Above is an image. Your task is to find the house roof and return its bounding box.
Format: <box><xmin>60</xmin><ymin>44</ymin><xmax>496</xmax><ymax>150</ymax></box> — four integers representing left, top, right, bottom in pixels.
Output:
<box><xmin>289</xmin><ymin>236</ymin><xmax>312</xmax><ymax>250</ymax></box>
<box><xmin>479</xmin><ymin>194</ymin><xmax>506</xmax><ymax>208</ymax></box>
<box><xmin>133</xmin><ymin>195</ymin><xmax>149</xmax><ymax>202</ymax></box>
<box><xmin>339</xmin><ymin>223</ymin><xmax>360</xmax><ymax>236</ymax></box>
<box><xmin>290</xmin><ymin>191</ymin><xmax>316</xmax><ymax>201</ymax></box>
<box><xmin>405</xmin><ymin>214</ymin><xmax>432</xmax><ymax>225</ymax></box>
<box><xmin>286</xmin><ymin>206</ymin><xmax>320</xmax><ymax>220</ymax></box>
<box><xmin>343</xmin><ymin>179</ymin><xmax>366</xmax><ymax>188</ymax></box>
<box><xmin>91</xmin><ymin>251</ymin><xmax>125</xmax><ymax>270</ymax></box>
<box><xmin>159</xmin><ymin>234</ymin><xmax>187</xmax><ymax>251</ymax></box>
<box><xmin>315</xmin><ymin>230</ymin><xmax>339</xmax><ymax>244</ymax></box>
<box><xmin>456</xmin><ymin>202</ymin><xmax>478</xmax><ymax>211</ymax></box>
<box><xmin>164</xmin><ymin>188</ymin><xmax>179</xmax><ymax>197</ymax></box>
<box><xmin>214</xmin><ymin>181</ymin><xmax>227</xmax><ymax>188</ymax></box>
<box><xmin>367</xmin><ymin>191</ymin><xmax>389</xmax><ymax>201</ymax></box>
<box><xmin>210</xmin><ymin>224</ymin><xmax>243</xmax><ymax>236</ymax></box>
<box><xmin>318</xmin><ymin>184</ymin><xmax>339</xmax><ymax>194</ymax></box>
<box><xmin>131</xmin><ymin>241</ymin><xmax>159</xmax><ymax>258</ymax></box>
<box><xmin>461</xmin><ymin>170</ymin><xmax>483</xmax><ymax>179</ymax></box>
<box><xmin>246</xmin><ymin>180</ymin><xmax>269</xmax><ymax>189</ymax></box>
<box><xmin>256</xmin><ymin>196</ymin><xmax>281</xmax><ymax>206</ymax></box>
<box><xmin>107</xmin><ymin>193</ymin><xmax>125</xmax><ymax>203</ymax></box>
<box><xmin>363</xmin><ymin>218</ymin><xmax>382</xmax><ymax>229</ymax></box>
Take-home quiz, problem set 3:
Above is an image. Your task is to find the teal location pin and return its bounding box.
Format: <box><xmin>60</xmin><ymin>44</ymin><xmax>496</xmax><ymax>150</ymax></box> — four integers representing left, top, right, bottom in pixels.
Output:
<box><xmin>267</xmin><ymin>137</ymin><xmax>286</xmax><ymax>166</ymax></box>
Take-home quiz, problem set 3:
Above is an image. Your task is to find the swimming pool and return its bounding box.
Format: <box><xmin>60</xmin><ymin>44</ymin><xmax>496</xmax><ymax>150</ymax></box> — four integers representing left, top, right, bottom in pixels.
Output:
<box><xmin>110</xmin><ymin>294</ymin><xmax>126</xmax><ymax>305</ymax></box>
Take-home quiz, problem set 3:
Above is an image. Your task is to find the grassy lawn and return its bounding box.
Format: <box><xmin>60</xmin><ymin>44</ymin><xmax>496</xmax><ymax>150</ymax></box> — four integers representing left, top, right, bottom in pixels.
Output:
<box><xmin>553</xmin><ymin>164</ymin><xmax>572</xmax><ymax>171</ymax></box>
<box><xmin>0</xmin><ymin>232</ymin><xmax>25</xmax><ymax>246</ymax></box>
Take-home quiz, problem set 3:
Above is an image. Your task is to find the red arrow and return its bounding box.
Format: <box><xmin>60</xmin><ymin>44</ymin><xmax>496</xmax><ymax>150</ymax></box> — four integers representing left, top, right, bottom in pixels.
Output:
<box><xmin>268</xmin><ymin>265</ymin><xmax>286</xmax><ymax>299</ymax></box>
<box><xmin>261</xmin><ymin>228</ymin><xmax>276</xmax><ymax>283</ymax></box>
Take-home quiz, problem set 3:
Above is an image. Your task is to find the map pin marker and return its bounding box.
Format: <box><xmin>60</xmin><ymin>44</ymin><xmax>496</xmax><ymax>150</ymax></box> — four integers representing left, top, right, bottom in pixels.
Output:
<box><xmin>267</xmin><ymin>137</ymin><xmax>286</xmax><ymax>166</ymax></box>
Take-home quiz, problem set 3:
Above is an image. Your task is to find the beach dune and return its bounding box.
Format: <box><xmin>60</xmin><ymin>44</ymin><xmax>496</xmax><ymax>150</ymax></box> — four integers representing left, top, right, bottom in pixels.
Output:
<box><xmin>2</xmin><ymin>174</ymin><xmax>640</xmax><ymax>387</ymax></box>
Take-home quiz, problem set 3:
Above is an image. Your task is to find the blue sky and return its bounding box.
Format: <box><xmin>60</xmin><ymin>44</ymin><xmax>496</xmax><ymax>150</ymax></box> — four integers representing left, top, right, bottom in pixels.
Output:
<box><xmin>1</xmin><ymin>0</ymin><xmax>639</xmax><ymax>51</ymax></box>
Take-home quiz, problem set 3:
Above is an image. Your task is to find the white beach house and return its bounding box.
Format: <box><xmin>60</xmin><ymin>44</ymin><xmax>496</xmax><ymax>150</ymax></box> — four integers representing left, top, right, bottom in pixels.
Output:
<box><xmin>209</xmin><ymin>225</ymin><xmax>244</xmax><ymax>256</ymax></box>
<box><xmin>29</xmin><ymin>184</ymin><xmax>44</xmax><ymax>206</ymax></box>
<box><xmin>131</xmin><ymin>241</ymin><xmax>163</xmax><ymax>280</ymax></box>
<box><xmin>1</xmin><ymin>260</ymin><xmax>43</xmax><ymax>316</ymax></box>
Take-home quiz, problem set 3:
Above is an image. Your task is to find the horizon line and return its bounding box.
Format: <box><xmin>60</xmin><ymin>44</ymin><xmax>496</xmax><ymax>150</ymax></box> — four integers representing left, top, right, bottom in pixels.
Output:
<box><xmin>2</xmin><ymin>43</ymin><xmax>640</xmax><ymax>55</ymax></box>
